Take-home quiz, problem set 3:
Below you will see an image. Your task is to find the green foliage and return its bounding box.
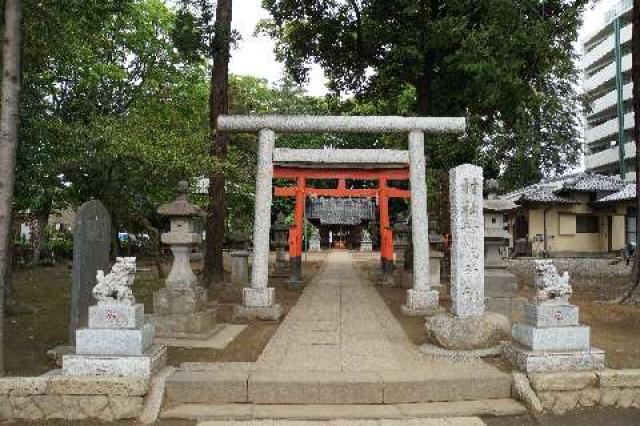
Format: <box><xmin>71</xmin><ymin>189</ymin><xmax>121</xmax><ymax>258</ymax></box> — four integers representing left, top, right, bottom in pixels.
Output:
<box><xmin>262</xmin><ymin>0</ymin><xmax>588</xmax><ymax>187</ymax></box>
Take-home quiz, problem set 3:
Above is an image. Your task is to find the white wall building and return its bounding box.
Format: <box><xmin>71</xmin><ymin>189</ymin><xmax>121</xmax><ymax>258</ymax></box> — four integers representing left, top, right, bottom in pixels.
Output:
<box><xmin>583</xmin><ymin>0</ymin><xmax>635</xmax><ymax>181</ymax></box>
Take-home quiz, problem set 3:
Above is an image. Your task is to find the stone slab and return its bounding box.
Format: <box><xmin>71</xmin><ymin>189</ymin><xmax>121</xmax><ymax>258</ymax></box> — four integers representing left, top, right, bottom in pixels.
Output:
<box><xmin>401</xmin><ymin>304</ymin><xmax>444</xmax><ymax>317</ymax></box>
<box><xmin>380</xmin><ymin>368</ymin><xmax>512</xmax><ymax>403</ymax></box>
<box><xmin>248</xmin><ymin>371</ymin><xmax>383</xmax><ymax>404</ymax></box>
<box><xmin>88</xmin><ymin>303</ymin><xmax>144</xmax><ymax>329</ymax></box>
<box><xmin>149</xmin><ymin>307</ymin><xmax>217</xmax><ymax>337</ymax></box>
<box><xmin>234</xmin><ymin>303</ymin><xmax>282</xmax><ymax>321</ymax></box>
<box><xmin>597</xmin><ymin>369</ymin><xmax>640</xmax><ymax>388</ymax></box>
<box><xmin>62</xmin><ymin>344</ymin><xmax>167</xmax><ymax>378</ymax></box>
<box><xmin>528</xmin><ymin>371</ymin><xmax>597</xmax><ymax>391</ymax></box>
<box><xmin>512</xmin><ymin>323</ymin><xmax>590</xmax><ymax>351</ymax></box>
<box><xmin>419</xmin><ymin>343</ymin><xmax>503</xmax><ymax>363</ymax></box>
<box><xmin>502</xmin><ymin>342</ymin><xmax>605</xmax><ymax>373</ymax></box>
<box><xmin>161</xmin><ymin>401</ymin><xmax>524</xmax><ymax>421</ymax></box>
<box><xmin>75</xmin><ymin>323</ymin><xmax>154</xmax><ymax>356</ymax></box>
<box><xmin>47</xmin><ymin>375</ymin><xmax>149</xmax><ymax>396</ymax></box>
<box><xmin>164</xmin><ymin>370</ymin><xmax>249</xmax><ymax>405</ymax></box>
<box><xmin>156</xmin><ymin>324</ymin><xmax>246</xmax><ymax>349</ymax></box>
<box><xmin>153</xmin><ymin>286</ymin><xmax>208</xmax><ymax>315</ymax></box>
<box><xmin>523</xmin><ymin>303</ymin><xmax>579</xmax><ymax>328</ymax></box>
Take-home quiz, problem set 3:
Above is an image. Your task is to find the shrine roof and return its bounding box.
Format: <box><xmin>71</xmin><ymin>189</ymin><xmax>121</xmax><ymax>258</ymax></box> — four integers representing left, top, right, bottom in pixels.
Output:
<box><xmin>273</xmin><ymin>148</ymin><xmax>409</xmax><ymax>168</ymax></box>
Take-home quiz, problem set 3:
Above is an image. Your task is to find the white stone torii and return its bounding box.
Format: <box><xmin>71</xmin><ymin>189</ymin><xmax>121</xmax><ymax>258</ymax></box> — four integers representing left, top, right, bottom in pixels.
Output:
<box><xmin>217</xmin><ymin>115</ymin><xmax>466</xmax><ymax>315</ymax></box>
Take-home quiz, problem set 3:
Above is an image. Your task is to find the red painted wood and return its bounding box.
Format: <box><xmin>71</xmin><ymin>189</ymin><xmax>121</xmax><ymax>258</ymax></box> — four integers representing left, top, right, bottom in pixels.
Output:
<box><xmin>274</xmin><ymin>187</ymin><xmax>410</xmax><ymax>199</ymax></box>
<box><xmin>378</xmin><ymin>178</ymin><xmax>393</xmax><ymax>262</ymax></box>
<box><xmin>289</xmin><ymin>177</ymin><xmax>306</xmax><ymax>258</ymax></box>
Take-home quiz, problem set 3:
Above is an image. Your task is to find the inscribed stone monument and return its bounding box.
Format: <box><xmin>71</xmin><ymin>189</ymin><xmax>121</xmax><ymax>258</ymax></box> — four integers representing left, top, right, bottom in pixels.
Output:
<box><xmin>503</xmin><ymin>260</ymin><xmax>605</xmax><ymax>372</ymax></box>
<box><xmin>423</xmin><ymin>165</ymin><xmax>510</xmax><ymax>355</ymax></box>
<box><xmin>69</xmin><ymin>200</ymin><xmax>111</xmax><ymax>343</ymax></box>
<box><xmin>450</xmin><ymin>164</ymin><xmax>485</xmax><ymax>317</ymax></box>
<box><xmin>63</xmin><ymin>257</ymin><xmax>166</xmax><ymax>377</ymax></box>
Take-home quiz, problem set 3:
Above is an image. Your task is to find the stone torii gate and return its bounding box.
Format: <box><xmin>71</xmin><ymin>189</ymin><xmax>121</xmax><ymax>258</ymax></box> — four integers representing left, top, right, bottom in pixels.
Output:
<box><xmin>218</xmin><ymin>115</ymin><xmax>465</xmax><ymax>318</ymax></box>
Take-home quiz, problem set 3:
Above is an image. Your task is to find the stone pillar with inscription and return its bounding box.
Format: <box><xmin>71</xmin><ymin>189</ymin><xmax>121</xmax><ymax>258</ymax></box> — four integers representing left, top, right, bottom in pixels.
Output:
<box><xmin>69</xmin><ymin>200</ymin><xmax>111</xmax><ymax>344</ymax></box>
<box><xmin>272</xmin><ymin>212</ymin><xmax>289</xmax><ymax>274</ymax></box>
<box><xmin>423</xmin><ymin>165</ymin><xmax>510</xmax><ymax>356</ymax></box>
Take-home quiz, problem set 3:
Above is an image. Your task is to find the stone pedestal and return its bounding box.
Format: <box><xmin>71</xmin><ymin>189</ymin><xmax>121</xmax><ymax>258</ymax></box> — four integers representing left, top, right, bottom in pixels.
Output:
<box><xmin>234</xmin><ymin>287</ymin><xmax>282</xmax><ymax>320</ymax></box>
<box><xmin>401</xmin><ymin>288</ymin><xmax>442</xmax><ymax>316</ymax></box>
<box><xmin>63</xmin><ymin>301</ymin><xmax>166</xmax><ymax>378</ymax></box>
<box><xmin>360</xmin><ymin>240</ymin><xmax>372</xmax><ymax>252</ymax></box>
<box><xmin>149</xmin><ymin>287</ymin><xmax>217</xmax><ymax>338</ymax></box>
<box><xmin>275</xmin><ymin>248</ymin><xmax>288</xmax><ymax>275</ymax></box>
<box><xmin>429</xmin><ymin>250</ymin><xmax>444</xmax><ymax>287</ymax></box>
<box><xmin>230</xmin><ymin>250</ymin><xmax>250</xmax><ymax>286</ymax></box>
<box><xmin>503</xmin><ymin>303</ymin><xmax>604</xmax><ymax>373</ymax></box>
<box><xmin>485</xmin><ymin>269</ymin><xmax>523</xmax><ymax>322</ymax></box>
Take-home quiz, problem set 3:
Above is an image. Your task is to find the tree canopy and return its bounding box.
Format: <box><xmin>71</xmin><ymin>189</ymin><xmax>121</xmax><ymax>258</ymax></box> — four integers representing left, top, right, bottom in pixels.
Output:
<box><xmin>261</xmin><ymin>0</ymin><xmax>588</xmax><ymax>188</ymax></box>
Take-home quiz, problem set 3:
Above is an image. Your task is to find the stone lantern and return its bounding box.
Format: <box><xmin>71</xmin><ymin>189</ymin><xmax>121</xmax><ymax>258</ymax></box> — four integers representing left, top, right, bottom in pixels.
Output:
<box><xmin>272</xmin><ymin>212</ymin><xmax>289</xmax><ymax>274</ymax></box>
<box><xmin>483</xmin><ymin>179</ymin><xmax>521</xmax><ymax>322</ymax></box>
<box><xmin>149</xmin><ymin>181</ymin><xmax>217</xmax><ymax>339</ymax></box>
<box><xmin>393</xmin><ymin>211</ymin><xmax>411</xmax><ymax>266</ymax></box>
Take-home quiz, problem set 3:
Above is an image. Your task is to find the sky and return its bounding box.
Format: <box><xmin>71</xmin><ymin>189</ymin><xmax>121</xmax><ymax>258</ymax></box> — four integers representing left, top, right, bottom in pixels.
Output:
<box><xmin>230</xmin><ymin>0</ymin><xmax>620</xmax><ymax>98</ymax></box>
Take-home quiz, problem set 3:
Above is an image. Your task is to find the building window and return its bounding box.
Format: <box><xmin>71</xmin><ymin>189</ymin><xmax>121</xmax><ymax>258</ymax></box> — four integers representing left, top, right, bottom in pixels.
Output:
<box><xmin>627</xmin><ymin>210</ymin><xmax>637</xmax><ymax>246</ymax></box>
<box><xmin>576</xmin><ymin>215</ymin><xmax>600</xmax><ymax>233</ymax></box>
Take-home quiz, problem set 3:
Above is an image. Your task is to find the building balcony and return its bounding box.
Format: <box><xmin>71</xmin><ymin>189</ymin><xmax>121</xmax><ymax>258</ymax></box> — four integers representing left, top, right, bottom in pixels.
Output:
<box><xmin>585</xmin><ymin>141</ymin><xmax>636</xmax><ymax>171</ymax></box>
<box><xmin>584</xmin><ymin>53</ymin><xmax>631</xmax><ymax>94</ymax></box>
<box><xmin>588</xmin><ymin>82</ymin><xmax>634</xmax><ymax>117</ymax></box>
<box><xmin>583</xmin><ymin>23</ymin><xmax>631</xmax><ymax>70</ymax></box>
<box><xmin>586</xmin><ymin>111</ymin><xmax>635</xmax><ymax>144</ymax></box>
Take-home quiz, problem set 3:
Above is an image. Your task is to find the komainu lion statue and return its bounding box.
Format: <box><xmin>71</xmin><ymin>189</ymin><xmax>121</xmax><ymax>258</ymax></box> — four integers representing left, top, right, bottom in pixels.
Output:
<box><xmin>533</xmin><ymin>259</ymin><xmax>572</xmax><ymax>304</ymax></box>
<box><xmin>92</xmin><ymin>257</ymin><xmax>137</xmax><ymax>304</ymax></box>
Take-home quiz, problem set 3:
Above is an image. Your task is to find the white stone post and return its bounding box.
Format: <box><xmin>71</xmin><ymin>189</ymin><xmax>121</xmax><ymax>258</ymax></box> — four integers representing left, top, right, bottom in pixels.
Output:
<box><xmin>244</xmin><ymin>129</ymin><xmax>276</xmax><ymax>307</ymax></box>
<box><xmin>450</xmin><ymin>164</ymin><xmax>484</xmax><ymax>318</ymax></box>
<box><xmin>403</xmin><ymin>130</ymin><xmax>439</xmax><ymax>315</ymax></box>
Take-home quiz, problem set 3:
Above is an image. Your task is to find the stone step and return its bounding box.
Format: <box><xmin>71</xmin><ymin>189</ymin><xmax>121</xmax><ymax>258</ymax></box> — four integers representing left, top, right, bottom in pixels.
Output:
<box><xmin>160</xmin><ymin>399</ymin><xmax>526</xmax><ymax>421</ymax></box>
<box><xmin>164</xmin><ymin>368</ymin><xmax>513</xmax><ymax>406</ymax></box>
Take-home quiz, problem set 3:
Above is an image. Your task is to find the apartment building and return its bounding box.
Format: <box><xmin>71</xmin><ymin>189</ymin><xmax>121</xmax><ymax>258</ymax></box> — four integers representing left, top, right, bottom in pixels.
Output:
<box><xmin>583</xmin><ymin>0</ymin><xmax>635</xmax><ymax>181</ymax></box>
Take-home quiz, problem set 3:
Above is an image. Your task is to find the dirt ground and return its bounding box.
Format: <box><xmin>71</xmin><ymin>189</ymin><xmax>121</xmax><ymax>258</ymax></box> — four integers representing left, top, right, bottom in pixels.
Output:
<box><xmin>365</xmin><ymin>261</ymin><xmax>640</xmax><ymax>369</ymax></box>
<box><xmin>4</xmin><ymin>254</ymin><xmax>326</xmax><ymax>376</ymax></box>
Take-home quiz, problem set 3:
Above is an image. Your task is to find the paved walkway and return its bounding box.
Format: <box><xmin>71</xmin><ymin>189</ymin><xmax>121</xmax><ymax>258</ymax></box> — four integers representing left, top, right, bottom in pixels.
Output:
<box><xmin>255</xmin><ymin>251</ymin><xmax>451</xmax><ymax>372</ymax></box>
<box><xmin>196</xmin><ymin>418</ymin><xmax>487</xmax><ymax>426</ymax></box>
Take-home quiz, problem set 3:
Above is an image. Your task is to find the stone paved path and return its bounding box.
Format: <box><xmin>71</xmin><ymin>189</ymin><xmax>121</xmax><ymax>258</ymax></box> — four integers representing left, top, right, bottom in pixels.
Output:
<box><xmin>197</xmin><ymin>418</ymin><xmax>487</xmax><ymax>426</ymax></box>
<box><xmin>256</xmin><ymin>251</ymin><xmax>452</xmax><ymax>372</ymax></box>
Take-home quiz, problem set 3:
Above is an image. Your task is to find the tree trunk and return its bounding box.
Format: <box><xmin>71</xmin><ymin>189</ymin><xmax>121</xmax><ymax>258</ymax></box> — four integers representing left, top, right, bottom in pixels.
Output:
<box><xmin>0</xmin><ymin>0</ymin><xmax>23</xmax><ymax>375</ymax></box>
<box><xmin>621</xmin><ymin>0</ymin><xmax>640</xmax><ymax>303</ymax></box>
<box><xmin>203</xmin><ymin>0</ymin><xmax>232</xmax><ymax>287</ymax></box>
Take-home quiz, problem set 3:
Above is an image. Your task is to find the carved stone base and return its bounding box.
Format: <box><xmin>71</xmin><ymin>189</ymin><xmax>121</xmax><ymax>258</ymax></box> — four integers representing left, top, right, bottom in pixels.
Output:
<box><xmin>62</xmin><ymin>344</ymin><xmax>167</xmax><ymax>378</ymax></box>
<box><xmin>148</xmin><ymin>307</ymin><xmax>218</xmax><ymax>338</ymax></box>
<box><xmin>243</xmin><ymin>287</ymin><xmax>276</xmax><ymax>307</ymax></box>
<box><xmin>420</xmin><ymin>343</ymin><xmax>503</xmax><ymax>363</ymax></box>
<box><xmin>153</xmin><ymin>286</ymin><xmax>207</xmax><ymax>315</ymax></box>
<box><xmin>502</xmin><ymin>342</ymin><xmax>605</xmax><ymax>373</ymax></box>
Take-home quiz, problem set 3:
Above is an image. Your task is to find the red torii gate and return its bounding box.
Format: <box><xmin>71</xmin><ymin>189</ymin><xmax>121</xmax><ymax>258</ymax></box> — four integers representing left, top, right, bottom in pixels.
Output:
<box><xmin>273</xmin><ymin>165</ymin><xmax>411</xmax><ymax>283</ymax></box>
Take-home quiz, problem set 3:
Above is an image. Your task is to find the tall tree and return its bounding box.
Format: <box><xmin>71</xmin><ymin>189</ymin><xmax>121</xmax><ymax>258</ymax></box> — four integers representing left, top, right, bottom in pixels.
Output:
<box><xmin>204</xmin><ymin>0</ymin><xmax>232</xmax><ymax>286</ymax></box>
<box><xmin>262</xmin><ymin>0</ymin><xmax>587</xmax><ymax>183</ymax></box>
<box><xmin>0</xmin><ymin>0</ymin><xmax>22</xmax><ymax>375</ymax></box>
<box><xmin>621</xmin><ymin>0</ymin><xmax>640</xmax><ymax>303</ymax></box>
<box><xmin>172</xmin><ymin>0</ymin><xmax>233</xmax><ymax>286</ymax></box>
